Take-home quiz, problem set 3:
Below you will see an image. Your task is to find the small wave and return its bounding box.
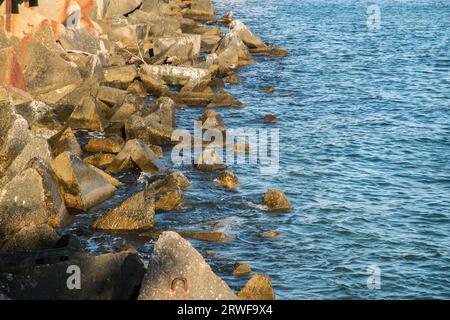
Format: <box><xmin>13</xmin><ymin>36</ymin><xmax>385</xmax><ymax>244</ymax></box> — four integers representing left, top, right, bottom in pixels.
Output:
<box><xmin>247</xmin><ymin>201</ymin><xmax>269</xmax><ymax>211</ymax></box>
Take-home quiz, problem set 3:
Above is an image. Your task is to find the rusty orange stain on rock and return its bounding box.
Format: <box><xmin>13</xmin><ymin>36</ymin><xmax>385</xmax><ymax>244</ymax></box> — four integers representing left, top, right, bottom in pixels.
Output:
<box><xmin>0</xmin><ymin>47</ymin><xmax>27</xmax><ymax>91</ymax></box>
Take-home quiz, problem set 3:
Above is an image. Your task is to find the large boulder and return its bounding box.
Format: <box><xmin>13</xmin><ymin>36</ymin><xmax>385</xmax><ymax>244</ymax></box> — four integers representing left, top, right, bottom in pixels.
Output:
<box><xmin>68</xmin><ymin>96</ymin><xmax>109</xmax><ymax>132</ymax></box>
<box><xmin>18</xmin><ymin>26</ymin><xmax>82</xmax><ymax>103</ymax></box>
<box><xmin>153</xmin><ymin>34</ymin><xmax>202</xmax><ymax>63</ymax></box>
<box><xmin>107</xmin><ymin>139</ymin><xmax>163</xmax><ymax>173</ymax></box>
<box><xmin>96</xmin><ymin>86</ymin><xmax>127</xmax><ymax>106</ymax></box>
<box><xmin>0</xmin><ymin>250</ymin><xmax>145</xmax><ymax>300</ymax></box>
<box><xmin>52</xmin><ymin>152</ymin><xmax>116</xmax><ymax>211</ymax></box>
<box><xmin>138</xmin><ymin>231</ymin><xmax>237</xmax><ymax>300</ymax></box>
<box><xmin>195</xmin><ymin>149</ymin><xmax>226</xmax><ymax>172</ymax></box>
<box><xmin>182</xmin><ymin>0</ymin><xmax>216</xmax><ymax>22</ymax></box>
<box><xmin>48</xmin><ymin>126</ymin><xmax>82</xmax><ymax>158</ymax></box>
<box><xmin>141</xmin><ymin>64</ymin><xmax>211</xmax><ymax>86</ymax></box>
<box><xmin>0</xmin><ymin>158</ymin><xmax>70</xmax><ymax>239</ymax></box>
<box><xmin>214</xmin><ymin>31</ymin><xmax>254</xmax><ymax>69</ymax></box>
<box><xmin>85</xmin><ymin>135</ymin><xmax>125</xmax><ymax>154</ymax></box>
<box><xmin>214</xmin><ymin>170</ymin><xmax>239</xmax><ymax>190</ymax></box>
<box><xmin>92</xmin><ymin>190</ymin><xmax>155</xmax><ymax>231</ymax></box>
<box><xmin>0</xmin><ymin>47</ymin><xmax>27</xmax><ymax>90</ymax></box>
<box><xmin>103</xmin><ymin>65</ymin><xmax>138</xmax><ymax>90</ymax></box>
<box><xmin>125</xmin><ymin>114</ymin><xmax>174</xmax><ymax>146</ymax></box>
<box><xmin>0</xmin><ymin>104</ymin><xmax>31</xmax><ymax>176</ymax></box>
<box><xmin>155</xmin><ymin>186</ymin><xmax>183</xmax><ymax>212</ymax></box>
<box><xmin>229</xmin><ymin>20</ymin><xmax>266</xmax><ymax>49</ymax></box>
<box><xmin>238</xmin><ymin>274</ymin><xmax>276</xmax><ymax>300</ymax></box>
<box><xmin>0</xmin><ymin>137</ymin><xmax>53</xmax><ymax>187</ymax></box>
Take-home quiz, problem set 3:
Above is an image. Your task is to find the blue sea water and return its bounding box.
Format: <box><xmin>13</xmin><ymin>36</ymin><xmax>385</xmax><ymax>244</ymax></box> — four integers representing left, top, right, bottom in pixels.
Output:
<box><xmin>73</xmin><ymin>0</ymin><xmax>449</xmax><ymax>299</ymax></box>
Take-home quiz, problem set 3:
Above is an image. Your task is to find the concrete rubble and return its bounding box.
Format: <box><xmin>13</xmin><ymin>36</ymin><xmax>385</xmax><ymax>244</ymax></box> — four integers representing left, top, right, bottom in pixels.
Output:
<box><xmin>0</xmin><ymin>0</ymin><xmax>286</xmax><ymax>301</ymax></box>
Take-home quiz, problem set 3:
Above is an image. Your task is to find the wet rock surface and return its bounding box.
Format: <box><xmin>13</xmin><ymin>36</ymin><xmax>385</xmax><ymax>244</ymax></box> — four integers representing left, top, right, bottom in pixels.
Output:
<box><xmin>0</xmin><ymin>0</ymin><xmax>288</xmax><ymax>300</ymax></box>
<box><xmin>262</xmin><ymin>189</ymin><xmax>292</xmax><ymax>212</ymax></box>
<box><xmin>92</xmin><ymin>190</ymin><xmax>155</xmax><ymax>231</ymax></box>
<box><xmin>238</xmin><ymin>274</ymin><xmax>276</xmax><ymax>300</ymax></box>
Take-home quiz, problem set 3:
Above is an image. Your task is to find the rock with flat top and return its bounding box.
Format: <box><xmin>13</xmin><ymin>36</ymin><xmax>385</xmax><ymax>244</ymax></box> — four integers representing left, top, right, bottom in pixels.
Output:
<box><xmin>238</xmin><ymin>274</ymin><xmax>276</xmax><ymax>300</ymax></box>
<box><xmin>262</xmin><ymin>189</ymin><xmax>292</xmax><ymax>212</ymax></box>
<box><xmin>85</xmin><ymin>136</ymin><xmax>125</xmax><ymax>154</ymax></box>
<box><xmin>92</xmin><ymin>190</ymin><xmax>155</xmax><ymax>231</ymax></box>
<box><xmin>103</xmin><ymin>65</ymin><xmax>138</xmax><ymax>90</ymax></box>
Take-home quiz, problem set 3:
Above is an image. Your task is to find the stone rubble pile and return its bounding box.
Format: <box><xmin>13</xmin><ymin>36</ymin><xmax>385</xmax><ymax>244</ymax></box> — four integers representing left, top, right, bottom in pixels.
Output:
<box><xmin>0</xmin><ymin>0</ymin><xmax>287</xmax><ymax>300</ymax></box>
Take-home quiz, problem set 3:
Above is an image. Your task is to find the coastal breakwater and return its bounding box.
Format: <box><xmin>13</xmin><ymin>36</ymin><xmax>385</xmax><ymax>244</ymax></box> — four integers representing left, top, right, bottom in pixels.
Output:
<box><xmin>0</xmin><ymin>0</ymin><xmax>289</xmax><ymax>300</ymax></box>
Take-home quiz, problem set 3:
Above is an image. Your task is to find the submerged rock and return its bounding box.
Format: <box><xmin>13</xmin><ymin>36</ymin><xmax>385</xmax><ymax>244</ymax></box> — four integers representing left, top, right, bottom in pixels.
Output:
<box><xmin>214</xmin><ymin>170</ymin><xmax>239</xmax><ymax>190</ymax></box>
<box><xmin>259</xmin><ymin>230</ymin><xmax>280</xmax><ymax>239</ymax></box>
<box><xmin>155</xmin><ymin>186</ymin><xmax>183</xmax><ymax>211</ymax></box>
<box><xmin>125</xmin><ymin>113</ymin><xmax>174</xmax><ymax>146</ymax></box>
<box><xmin>107</xmin><ymin>139</ymin><xmax>163</xmax><ymax>173</ymax></box>
<box><xmin>223</xmin><ymin>75</ymin><xmax>241</xmax><ymax>84</ymax></box>
<box><xmin>182</xmin><ymin>0</ymin><xmax>216</xmax><ymax>22</ymax></box>
<box><xmin>214</xmin><ymin>30</ymin><xmax>254</xmax><ymax>69</ymax></box>
<box><xmin>138</xmin><ymin>231</ymin><xmax>237</xmax><ymax>300</ymax></box>
<box><xmin>48</xmin><ymin>126</ymin><xmax>82</xmax><ymax>158</ymax></box>
<box><xmin>52</xmin><ymin>152</ymin><xmax>116</xmax><ymax>211</ymax></box>
<box><xmin>262</xmin><ymin>190</ymin><xmax>292</xmax><ymax>212</ymax></box>
<box><xmin>195</xmin><ymin>149</ymin><xmax>226</xmax><ymax>172</ymax></box>
<box><xmin>233</xmin><ymin>263</ymin><xmax>252</xmax><ymax>277</ymax></box>
<box><xmin>0</xmin><ymin>250</ymin><xmax>145</xmax><ymax>300</ymax></box>
<box><xmin>19</xmin><ymin>26</ymin><xmax>81</xmax><ymax>103</ymax></box>
<box><xmin>153</xmin><ymin>34</ymin><xmax>202</xmax><ymax>63</ymax></box>
<box><xmin>85</xmin><ymin>135</ymin><xmax>125</xmax><ymax>154</ymax></box>
<box><xmin>238</xmin><ymin>274</ymin><xmax>276</xmax><ymax>300</ymax></box>
<box><xmin>262</xmin><ymin>114</ymin><xmax>278</xmax><ymax>123</ymax></box>
<box><xmin>92</xmin><ymin>190</ymin><xmax>155</xmax><ymax>231</ymax></box>
<box><xmin>263</xmin><ymin>86</ymin><xmax>276</xmax><ymax>93</ymax></box>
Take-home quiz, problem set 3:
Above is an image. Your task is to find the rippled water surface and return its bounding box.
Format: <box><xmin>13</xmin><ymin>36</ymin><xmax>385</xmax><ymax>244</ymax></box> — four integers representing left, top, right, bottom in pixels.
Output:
<box><xmin>71</xmin><ymin>0</ymin><xmax>449</xmax><ymax>299</ymax></box>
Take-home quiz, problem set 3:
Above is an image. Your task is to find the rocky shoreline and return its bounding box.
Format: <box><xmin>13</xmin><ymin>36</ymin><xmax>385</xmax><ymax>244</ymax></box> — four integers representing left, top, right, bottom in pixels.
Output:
<box><xmin>0</xmin><ymin>0</ymin><xmax>290</xmax><ymax>300</ymax></box>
